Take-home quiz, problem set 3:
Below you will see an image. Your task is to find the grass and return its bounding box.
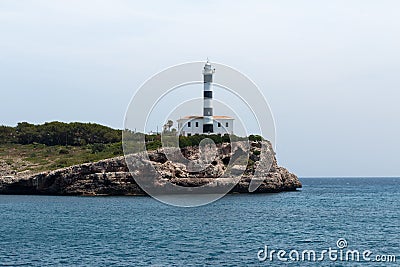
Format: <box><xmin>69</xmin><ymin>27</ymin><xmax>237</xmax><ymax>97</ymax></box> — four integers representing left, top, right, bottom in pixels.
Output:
<box><xmin>0</xmin><ymin>134</ymin><xmax>262</xmax><ymax>175</ymax></box>
<box><xmin>0</xmin><ymin>142</ymin><xmax>124</xmax><ymax>173</ymax></box>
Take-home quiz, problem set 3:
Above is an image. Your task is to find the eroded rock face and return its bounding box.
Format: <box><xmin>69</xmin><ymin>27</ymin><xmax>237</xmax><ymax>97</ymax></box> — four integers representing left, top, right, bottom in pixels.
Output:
<box><xmin>0</xmin><ymin>141</ymin><xmax>301</xmax><ymax>196</ymax></box>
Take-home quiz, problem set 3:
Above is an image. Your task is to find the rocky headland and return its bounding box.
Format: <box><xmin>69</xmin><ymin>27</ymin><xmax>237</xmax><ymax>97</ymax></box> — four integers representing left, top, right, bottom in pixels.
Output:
<box><xmin>0</xmin><ymin>141</ymin><xmax>301</xmax><ymax>196</ymax></box>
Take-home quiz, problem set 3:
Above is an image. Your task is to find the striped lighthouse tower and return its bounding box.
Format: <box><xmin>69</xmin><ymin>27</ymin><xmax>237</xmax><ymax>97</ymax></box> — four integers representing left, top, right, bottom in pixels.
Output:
<box><xmin>203</xmin><ymin>60</ymin><xmax>215</xmax><ymax>133</ymax></box>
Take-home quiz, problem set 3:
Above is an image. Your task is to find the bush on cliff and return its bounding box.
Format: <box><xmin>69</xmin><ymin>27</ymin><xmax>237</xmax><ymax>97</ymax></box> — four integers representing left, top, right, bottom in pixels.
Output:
<box><xmin>0</xmin><ymin>121</ymin><xmax>121</xmax><ymax>146</ymax></box>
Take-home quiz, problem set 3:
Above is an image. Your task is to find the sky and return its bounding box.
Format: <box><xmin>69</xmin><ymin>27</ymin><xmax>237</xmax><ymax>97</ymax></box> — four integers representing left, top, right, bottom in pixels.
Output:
<box><xmin>0</xmin><ymin>0</ymin><xmax>399</xmax><ymax>177</ymax></box>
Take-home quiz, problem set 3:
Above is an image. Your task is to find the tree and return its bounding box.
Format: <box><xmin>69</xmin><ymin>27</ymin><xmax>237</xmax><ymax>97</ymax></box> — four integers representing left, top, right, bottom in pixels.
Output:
<box><xmin>1</xmin><ymin>121</ymin><xmax>123</xmax><ymax>146</ymax></box>
<box><xmin>163</xmin><ymin>120</ymin><xmax>174</xmax><ymax>133</ymax></box>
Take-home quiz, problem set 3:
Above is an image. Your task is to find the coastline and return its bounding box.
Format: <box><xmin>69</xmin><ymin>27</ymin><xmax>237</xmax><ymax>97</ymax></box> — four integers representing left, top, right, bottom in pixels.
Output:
<box><xmin>0</xmin><ymin>141</ymin><xmax>301</xmax><ymax>196</ymax></box>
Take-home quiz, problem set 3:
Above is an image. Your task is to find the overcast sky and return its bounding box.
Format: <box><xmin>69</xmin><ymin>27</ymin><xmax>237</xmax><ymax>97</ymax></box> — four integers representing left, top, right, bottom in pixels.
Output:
<box><xmin>1</xmin><ymin>0</ymin><xmax>399</xmax><ymax>177</ymax></box>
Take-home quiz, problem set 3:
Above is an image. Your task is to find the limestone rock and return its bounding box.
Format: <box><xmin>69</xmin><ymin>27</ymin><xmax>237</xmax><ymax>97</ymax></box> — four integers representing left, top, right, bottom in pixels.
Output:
<box><xmin>0</xmin><ymin>141</ymin><xmax>301</xmax><ymax>196</ymax></box>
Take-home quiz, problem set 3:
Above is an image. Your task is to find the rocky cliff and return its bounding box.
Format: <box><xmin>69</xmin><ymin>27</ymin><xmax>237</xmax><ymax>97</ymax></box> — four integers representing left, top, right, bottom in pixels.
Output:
<box><xmin>0</xmin><ymin>141</ymin><xmax>301</xmax><ymax>195</ymax></box>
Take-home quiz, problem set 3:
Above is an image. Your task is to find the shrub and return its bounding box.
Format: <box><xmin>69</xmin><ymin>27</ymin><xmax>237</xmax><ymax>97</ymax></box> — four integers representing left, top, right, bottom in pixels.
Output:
<box><xmin>249</xmin><ymin>134</ymin><xmax>263</xmax><ymax>142</ymax></box>
<box><xmin>146</xmin><ymin>140</ymin><xmax>162</xmax><ymax>151</ymax></box>
<box><xmin>91</xmin><ymin>143</ymin><xmax>106</xmax><ymax>154</ymax></box>
<box><xmin>59</xmin><ymin>148</ymin><xmax>69</xmax><ymax>154</ymax></box>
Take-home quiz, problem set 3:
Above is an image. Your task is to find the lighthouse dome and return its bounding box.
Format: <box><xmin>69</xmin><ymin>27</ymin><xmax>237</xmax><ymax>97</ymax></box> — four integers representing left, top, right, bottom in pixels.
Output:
<box><xmin>204</xmin><ymin>60</ymin><xmax>213</xmax><ymax>71</ymax></box>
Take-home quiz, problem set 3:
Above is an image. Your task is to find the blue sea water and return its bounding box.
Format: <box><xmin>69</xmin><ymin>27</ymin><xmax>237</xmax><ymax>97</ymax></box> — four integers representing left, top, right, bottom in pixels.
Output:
<box><xmin>0</xmin><ymin>178</ymin><xmax>399</xmax><ymax>266</ymax></box>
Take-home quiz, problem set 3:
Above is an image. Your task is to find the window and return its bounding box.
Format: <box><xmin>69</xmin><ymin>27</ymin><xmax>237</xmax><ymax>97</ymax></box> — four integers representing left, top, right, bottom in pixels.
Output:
<box><xmin>218</xmin><ymin>122</ymin><xmax>221</xmax><ymax>127</ymax></box>
<box><xmin>225</xmin><ymin>122</ymin><xmax>229</xmax><ymax>127</ymax></box>
<box><xmin>188</xmin><ymin>122</ymin><xmax>191</xmax><ymax>127</ymax></box>
<box><xmin>195</xmin><ymin>122</ymin><xmax>199</xmax><ymax>127</ymax></box>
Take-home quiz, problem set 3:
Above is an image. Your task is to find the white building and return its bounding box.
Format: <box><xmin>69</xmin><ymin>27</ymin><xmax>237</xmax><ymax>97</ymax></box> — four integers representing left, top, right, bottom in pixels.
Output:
<box><xmin>177</xmin><ymin>115</ymin><xmax>234</xmax><ymax>136</ymax></box>
<box><xmin>177</xmin><ymin>61</ymin><xmax>234</xmax><ymax>136</ymax></box>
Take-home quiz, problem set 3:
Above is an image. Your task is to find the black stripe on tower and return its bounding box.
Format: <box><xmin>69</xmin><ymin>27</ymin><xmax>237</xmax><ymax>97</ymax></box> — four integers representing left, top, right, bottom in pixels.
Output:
<box><xmin>204</xmin><ymin>91</ymin><xmax>212</xmax><ymax>98</ymax></box>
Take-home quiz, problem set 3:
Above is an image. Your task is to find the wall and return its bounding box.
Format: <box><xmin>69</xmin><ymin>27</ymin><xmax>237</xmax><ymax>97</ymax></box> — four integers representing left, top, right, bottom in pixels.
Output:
<box><xmin>178</xmin><ymin>118</ymin><xmax>234</xmax><ymax>136</ymax></box>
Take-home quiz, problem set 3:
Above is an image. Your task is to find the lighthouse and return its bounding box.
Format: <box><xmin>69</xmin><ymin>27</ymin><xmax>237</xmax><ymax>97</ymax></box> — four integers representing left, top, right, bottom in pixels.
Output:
<box><xmin>176</xmin><ymin>60</ymin><xmax>234</xmax><ymax>136</ymax></box>
<box><xmin>203</xmin><ymin>60</ymin><xmax>215</xmax><ymax>133</ymax></box>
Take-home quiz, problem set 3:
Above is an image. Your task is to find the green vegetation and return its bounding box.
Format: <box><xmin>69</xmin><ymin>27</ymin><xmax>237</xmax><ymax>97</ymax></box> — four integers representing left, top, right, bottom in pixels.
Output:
<box><xmin>249</xmin><ymin>134</ymin><xmax>263</xmax><ymax>142</ymax></box>
<box><xmin>0</xmin><ymin>121</ymin><xmax>121</xmax><ymax>146</ymax></box>
<box><xmin>0</xmin><ymin>142</ymin><xmax>124</xmax><ymax>173</ymax></box>
<box><xmin>143</xmin><ymin>133</ymin><xmax>253</xmax><ymax>150</ymax></box>
<box><xmin>253</xmin><ymin>150</ymin><xmax>261</xmax><ymax>156</ymax></box>
<box><xmin>0</xmin><ymin>122</ymin><xmax>124</xmax><ymax>173</ymax></box>
<box><xmin>0</xmin><ymin>121</ymin><xmax>264</xmax><ymax>173</ymax></box>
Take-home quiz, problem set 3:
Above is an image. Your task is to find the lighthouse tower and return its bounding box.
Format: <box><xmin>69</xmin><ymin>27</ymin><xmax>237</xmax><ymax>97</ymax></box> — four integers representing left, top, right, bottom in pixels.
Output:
<box><xmin>176</xmin><ymin>60</ymin><xmax>233</xmax><ymax>136</ymax></box>
<box><xmin>203</xmin><ymin>60</ymin><xmax>215</xmax><ymax>133</ymax></box>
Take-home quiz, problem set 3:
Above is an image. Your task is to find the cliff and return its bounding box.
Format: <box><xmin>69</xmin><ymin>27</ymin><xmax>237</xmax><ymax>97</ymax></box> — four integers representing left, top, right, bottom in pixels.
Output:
<box><xmin>0</xmin><ymin>141</ymin><xmax>301</xmax><ymax>195</ymax></box>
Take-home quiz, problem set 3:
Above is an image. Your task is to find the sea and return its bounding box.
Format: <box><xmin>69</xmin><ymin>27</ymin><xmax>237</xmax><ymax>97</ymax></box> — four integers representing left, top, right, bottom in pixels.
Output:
<box><xmin>0</xmin><ymin>178</ymin><xmax>399</xmax><ymax>266</ymax></box>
